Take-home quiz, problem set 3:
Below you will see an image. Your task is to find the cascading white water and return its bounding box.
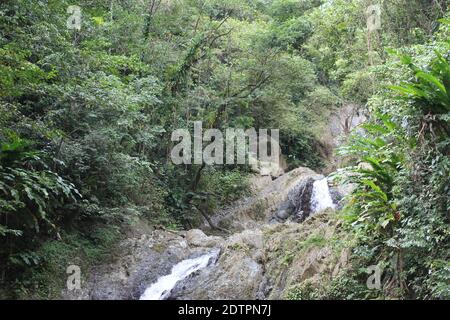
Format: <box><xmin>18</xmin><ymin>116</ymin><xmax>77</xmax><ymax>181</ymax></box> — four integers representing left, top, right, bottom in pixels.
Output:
<box><xmin>310</xmin><ymin>178</ymin><xmax>335</xmax><ymax>214</ymax></box>
<box><xmin>139</xmin><ymin>249</ymin><xmax>220</xmax><ymax>300</ymax></box>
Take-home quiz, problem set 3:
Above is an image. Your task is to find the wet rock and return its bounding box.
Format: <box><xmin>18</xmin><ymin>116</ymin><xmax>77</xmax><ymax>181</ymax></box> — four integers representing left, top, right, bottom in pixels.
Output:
<box><xmin>275</xmin><ymin>177</ymin><xmax>316</xmax><ymax>223</ymax></box>
<box><xmin>292</xmin><ymin>178</ymin><xmax>315</xmax><ymax>222</ymax></box>
<box><xmin>329</xmin><ymin>187</ymin><xmax>344</xmax><ymax>210</ymax></box>
<box><xmin>276</xmin><ymin>209</ymin><xmax>290</xmax><ymax>220</ymax></box>
<box><xmin>275</xmin><ymin>201</ymin><xmax>294</xmax><ymax>220</ymax></box>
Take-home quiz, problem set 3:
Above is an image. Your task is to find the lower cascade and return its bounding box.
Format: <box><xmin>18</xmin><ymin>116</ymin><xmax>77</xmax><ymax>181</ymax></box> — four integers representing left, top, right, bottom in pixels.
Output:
<box><xmin>310</xmin><ymin>178</ymin><xmax>336</xmax><ymax>214</ymax></box>
<box><xmin>139</xmin><ymin>249</ymin><xmax>220</xmax><ymax>300</ymax></box>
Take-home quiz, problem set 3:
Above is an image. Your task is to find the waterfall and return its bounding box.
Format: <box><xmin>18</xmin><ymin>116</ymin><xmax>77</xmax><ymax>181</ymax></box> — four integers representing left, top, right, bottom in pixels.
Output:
<box><xmin>139</xmin><ymin>249</ymin><xmax>220</xmax><ymax>300</ymax></box>
<box><xmin>310</xmin><ymin>178</ymin><xmax>335</xmax><ymax>214</ymax></box>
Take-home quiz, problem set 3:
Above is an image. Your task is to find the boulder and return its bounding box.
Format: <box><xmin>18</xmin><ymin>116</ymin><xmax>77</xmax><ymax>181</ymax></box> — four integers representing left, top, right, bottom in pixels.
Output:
<box><xmin>185</xmin><ymin>229</ymin><xmax>224</xmax><ymax>248</ymax></box>
<box><xmin>276</xmin><ymin>209</ymin><xmax>290</xmax><ymax>220</ymax></box>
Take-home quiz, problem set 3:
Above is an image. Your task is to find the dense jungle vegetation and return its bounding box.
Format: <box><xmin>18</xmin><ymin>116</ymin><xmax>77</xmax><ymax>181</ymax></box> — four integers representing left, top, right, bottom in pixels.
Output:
<box><xmin>0</xmin><ymin>0</ymin><xmax>448</xmax><ymax>299</ymax></box>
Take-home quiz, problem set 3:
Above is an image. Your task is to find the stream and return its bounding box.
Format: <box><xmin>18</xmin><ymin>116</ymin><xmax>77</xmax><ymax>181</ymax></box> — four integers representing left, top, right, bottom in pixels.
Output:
<box><xmin>310</xmin><ymin>178</ymin><xmax>336</xmax><ymax>213</ymax></box>
<box><xmin>140</xmin><ymin>249</ymin><xmax>220</xmax><ymax>300</ymax></box>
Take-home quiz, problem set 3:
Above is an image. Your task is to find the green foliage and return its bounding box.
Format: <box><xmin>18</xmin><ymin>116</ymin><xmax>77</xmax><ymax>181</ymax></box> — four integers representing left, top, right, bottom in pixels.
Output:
<box><xmin>1</xmin><ymin>0</ymin><xmax>448</xmax><ymax>300</ymax></box>
<box><xmin>286</xmin><ymin>274</ymin><xmax>374</xmax><ymax>300</ymax></box>
<box><xmin>11</xmin><ymin>224</ymin><xmax>121</xmax><ymax>299</ymax></box>
<box><xmin>286</xmin><ymin>281</ymin><xmax>322</xmax><ymax>300</ymax></box>
<box><xmin>269</xmin><ymin>17</ymin><xmax>312</xmax><ymax>51</ymax></box>
<box><xmin>389</xmin><ymin>51</ymin><xmax>450</xmax><ymax>113</ymax></box>
<box><xmin>0</xmin><ymin>0</ymin><xmax>317</xmax><ymax>296</ymax></box>
<box><xmin>337</xmin><ymin>113</ymin><xmax>405</xmax><ymax>234</ymax></box>
<box><xmin>268</xmin><ymin>0</ymin><xmax>321</xmax><ymax>22</ymax></box>
<box><xmin>0</xmin><ymin>44</ymin><xmax>48</xmax><ymax>98</ymax></box>
<box><xmin>0</xmin><ymin>134</ymin><xmax>80</xmax><ymax>236</ymax></box>
<box><xmin>338</xmin><ymin>28</ymin><xmax>450</xmax><ymax>299</ymax></box>
<box><xmin>341</xmin><ymin>70</ymin><xmax>376</xmax><ymax>103</ymax></box>
<box><xmin>297</xmin><ymin>234</ymin><xmax>326</xmax><ymax>250</ymax></box>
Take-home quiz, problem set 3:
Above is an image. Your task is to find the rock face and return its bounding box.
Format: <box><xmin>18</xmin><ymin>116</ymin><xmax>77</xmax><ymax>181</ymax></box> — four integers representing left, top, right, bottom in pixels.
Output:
<box><xmin>204</xmin><ymin>167</ymin><xmax>323</xmax><ymax>232</ymax></box>
<box><xmin>318</xmin><ymin>103</ymin><xmax>367</xmax><ymax>174</ymax></box>
<box><xmin>170</xmin><ymin>229</ymin><xmax>266</xmax><ymax>300</ymax></box>
<box><xmin>272</xmin><ymin>175</ymin><xmax>325</xmax><ymax>223</ymax></box>
<box><xmin>262</xmin><ymin>211</ymin><xmax>349</xmax><ymax>299</ymax></box>
<box><xmin>63</xmin><ymin>167</ymin><xmax>350</xmax><ymax>300</ymax></box>
<box><xmin>169</xmin><ymin>211</ymin><xmax>348</xmax><ymax>300</ymax></box>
